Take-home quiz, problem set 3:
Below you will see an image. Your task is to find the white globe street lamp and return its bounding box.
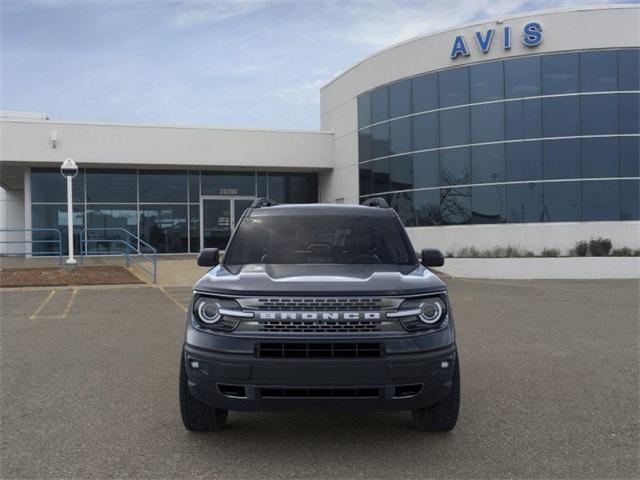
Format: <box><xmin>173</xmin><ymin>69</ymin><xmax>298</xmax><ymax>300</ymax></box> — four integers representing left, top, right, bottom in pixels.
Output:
<box><xmin>60</xmin><ymin>158</ymin><xmax>78</xmax><ymax>265</ymax></box>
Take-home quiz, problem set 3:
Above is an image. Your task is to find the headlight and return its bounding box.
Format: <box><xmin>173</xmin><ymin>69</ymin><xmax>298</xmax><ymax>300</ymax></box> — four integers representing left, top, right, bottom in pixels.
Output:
<box><xmin>192</xmin><ymin>294</ymin><xmax>253</xmax><ymax>331</ymax></box>
<box><xmin>387</xmin><ymin>294</ymin><xmax>448</xmax><ymax>331</ymax></box>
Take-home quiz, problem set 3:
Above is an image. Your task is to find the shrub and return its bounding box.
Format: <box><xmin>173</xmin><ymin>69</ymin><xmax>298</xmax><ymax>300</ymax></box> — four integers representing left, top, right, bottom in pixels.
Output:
<box><xmin>611</xmin><ymin>247</ymin><xmax>640</xmax><ymax>257</ymax></box>
<box><xmin>541</xmin><ymin>248</ymin><xmax>561</xmax><ymax>257</ymax></box>
<box><xmin>574</xmin><ymin>241</ymin><xmax>589</xmax><ymax>257</ymax></box>
<box><xmin>589</xmin><ymin>237</ymin><xmax>612</xmax><ymax>257</ymax></box>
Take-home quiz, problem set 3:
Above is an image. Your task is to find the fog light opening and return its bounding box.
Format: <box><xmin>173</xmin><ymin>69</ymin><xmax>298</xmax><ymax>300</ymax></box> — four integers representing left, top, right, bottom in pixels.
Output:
<box><xmin>189</xmin><ymin>360</ymin><xmax>200</xmax><ymax>370</ymax></box>
<box><xmin>440</xmin><ymin>360</ymin><xmax>450</xmax><ymax>369</ymax></box>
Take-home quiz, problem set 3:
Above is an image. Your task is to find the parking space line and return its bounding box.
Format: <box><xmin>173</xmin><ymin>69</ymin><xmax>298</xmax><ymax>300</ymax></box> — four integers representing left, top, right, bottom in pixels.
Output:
<box><xmin>60</xmin><ymin>289</ymin><xmax>79</xmax><ymax>319</ymax></box>
<box><xmin>159</xmin><ymin>286</ymin><xmax>188</xmax><ymax>313</ymax></box>
<box><xmin>29</xmin><ymin>290</ymin><xmax>56</xmax><ymax>319</ymax></box>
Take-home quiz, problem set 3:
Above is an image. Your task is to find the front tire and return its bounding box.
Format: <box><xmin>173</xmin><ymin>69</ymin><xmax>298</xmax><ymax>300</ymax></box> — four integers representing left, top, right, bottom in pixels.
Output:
<box><xmin>412</xmin><ymin>355</ymin><xmax>460</xmax><ymax>432</ymax></box>
<box><xmin>179</xmin><ymin>351</ymin><xmax>228</xmax><ymax>431</ymax></box>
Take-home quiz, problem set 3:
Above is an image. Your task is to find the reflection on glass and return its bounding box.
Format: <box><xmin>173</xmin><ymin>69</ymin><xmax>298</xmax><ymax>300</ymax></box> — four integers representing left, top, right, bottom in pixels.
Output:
<box><xmin>619</xmin><ymin>93</ymin><xmax>640</xmax><ymax>134</ymax></box>
<box><xmin>542</xmin><ymin>53</ymin><xmax>579</xmax><ymax>95</ymax></box>
<box><xmin>542</xmin><ymin>96</ymin><xmax>580</xmax><ymax>137</ymax></box>
<box><xmin>620</xmin><ymin>137</ymin><xmax>640</xmax><ymax>177</ymax></box>
<box><xmin>139</xmin><ymin>205</ymin><xmax>188</xmax><ymax>253</ymax></box>
<box><xmin>470</xmin><ymin>61</ymin><xmax>504</xmax><ymax>102</ymax></box>
<box><xmin>580</xmin><ymin>50</ymin><xmax>617</xmax><ymax>92</ymax></box>
<box><xmin>31</xmin><ymin>169</ymin><xmax>85</xmax><ymax>203</ymax></box>
<box><xmin>543</xmin><ymin>182</ymin><xmax>581</xmax><ymax>222</ymax></box>
<box><xmin>472</xmin><ymin>185</ymin><xmax>505</xmax><ymax>224</ymax></box>
<box><xmin>390</xmin><ymin>155</ymin><xmax>413</xmax><ymax>191</ymax></box>
<box><xmin>439</xmin><ymin>67</ymin><xmax>469</xmax><ymax>108</ymax></box>
<box><xmin>543</xmin><ymin>139</ymin><xmax>581</xmax><ymax>180</ymax></box>
<box><xmin>506</xmin><ymin>142</ymin><xmax>543</xmax><ymax>182</ymax></box>
<box><xmin>390</xmin><ymin>191</ymin><xmax>415</xmax><ymax>226</ymax></box>
<box><xmin>620</xmin><ymin>180</ymin><xmax>640</xmax><ymax>220</ymax></box>
<box><xmin>582</xmin><ymin>180</ymin><xmax>619</xmax><ymax>221</ymax></box>
<box><xmin>582</xmin><ymin>137</ymin><xmax>619</xmax><ymax>178</ymax></box>
<box><xmin>31</xmin><ymin>204</ymin><xmax>84</xmax><ymax>255</ymax></box>
<box><xmin>189</xmin><ymin>204</ymin><xmax>200</xmax><ymax>252</ymax></box>
<box><xmin>372</xmin><ymin>159</ymin><xmax>390</xmax><ymax>193</ymax></box>
<box><xmin>581</xmin><ymin>95</ymin><xmax>618</xmax><ymax>135</ymax></box>
<box><xmin>389</xmin><ymin>79</ymin><xmax>411</xmax><ymax>118</ymax></box>
<box><xmin>358</xmin><ymin>94</ymin><xmax>371</xmax><ymax>128</ymax></box>
<box><xmin>389</xmin><ymin>118</ymin><xmax>411</xmax><ymax>155</ymax></box>
<box><xmin>470</xmin><ymin>103</ymin><xmax>504</xmax><ymax>143</ymax></box>
<box><xmin>506</xmin><ymin>183</ymin><xmax>544</xmax><ymax>223</ymax></box>
<box><xmin>505</xmin><ymin>56</ymin><xmax>541</xmax><ymax>98</ymax></box>
<box><xmin>359</xmin><ymin>163</ymin><xmax>373</xmax><ymax>196</ymax></box>
<box><xmin>413</xmin><ymin>189</ymin><xmax>441</xmax><ymax>226</ymax></box>
<box><xmin>439</xmin><ymin>108</ymin><xmax>469</xmax><ymax>147</ymax></box>
<box><xmin>412</xmin><ymin>152</ymin><xmax>440</xmax><ymax>189</ymax></box>
<box><xmin>505</xmin><ymin>99</ymin><xmax>542</xmax><ymax>140</ymax></box>
<box><xmin>371</xmin><ymin>87</ymin><xmax>389</xmax><ymax>123</ymax></box>
<box><xmin>472</xmin><ymin>144</ymin><xmax>505</xmax><ymax>184</ymax></box>
<box><xmin>618</xmin><ymin>49</ymin><xmax>640</xmax><ymax>91</ymax></box>
<box><xmin>267</xmin><ymin>173</ymin><xmax>317</xmax><ymax>203</ymax></box>
<box><xmin>189</xmin><ymin>171</ymin><xmax>200</xmax><ymax>203</ymax></box>
<box><xmin>86</xmin><ymin>204</ymin><xmax>138</xmax><ymax>254</ymax></box>
<box><xmin>139</xmin><ymin>170</ymin><xmax>187</xmax><ymax>203</ymax></box>
<box><xmin>201</xmin><ymin>171</ymin><xmax>255</xmax><ymax>196</ymax></box>
<box><xmin>86</xmin><ymin>169</ymin><xmax>136</xmax><ymax>203</ymax></box>
<box><xmin>440</xmin><ymin>148</ymin><xmax>470</xmax><ymax>186</ymax></box>
<box><xmin>440</xmin><ymin>187</ymin><xmax>471</xmax><ymax>225</ymax></box>
<box><xmin>201</xmin><ymin>200</ymin><xmax>230</xmax><ymax>250</ymax></box>
<box><xmin>359</xmin><ymin>129</ymin><xmax>372</xmax><ymax>162</ymax></box>
<box><xmin>412</xmin><ymin>74</ymin><xmax>438</xmax><ymax>113</ymax></box>
<box><xmin>412</xmin><ymin>112</ymin><xmax>438</xmax><ymax>151</ymax></box>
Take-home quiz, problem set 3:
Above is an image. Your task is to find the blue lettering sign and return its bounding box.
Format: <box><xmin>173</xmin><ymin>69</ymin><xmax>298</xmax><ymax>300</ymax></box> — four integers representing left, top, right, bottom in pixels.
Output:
<box><xmin>522</xmin><ymin>22</ymin><xmax>543</xmax><ymax>47</ymax></box>
<box><xmin>474</xmin><ymin>29</ymin><xmax>495</xmax><ymax>53</ymax></box>
<box><xmin>503</xmin><ymin>26</ymin><xmax>511</xmax><ymax>50</ymax></box>
<box><xmin>450</xmin><ymin>35</ymin><xmax>470</xmax><ymax>59</ymax></box>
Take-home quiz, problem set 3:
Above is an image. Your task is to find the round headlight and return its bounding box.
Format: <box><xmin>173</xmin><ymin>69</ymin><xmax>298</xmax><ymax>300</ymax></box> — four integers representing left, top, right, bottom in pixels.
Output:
<box><xmin>196</xmin><ymin>299</ymin><xmax>221</xmax><ymax>324</ymax></box>
<box><xmin>419</xmin><ymin>299</ymin><xmax>444</xmax><ymax>324</ymax></box>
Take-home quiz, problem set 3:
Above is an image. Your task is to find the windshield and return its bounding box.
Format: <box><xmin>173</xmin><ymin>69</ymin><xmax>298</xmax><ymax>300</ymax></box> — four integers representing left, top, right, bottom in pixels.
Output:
<box><xmin>224</xmin><ymin>215</ymin><xmax>417</xmax><ymax>266</ymax></box>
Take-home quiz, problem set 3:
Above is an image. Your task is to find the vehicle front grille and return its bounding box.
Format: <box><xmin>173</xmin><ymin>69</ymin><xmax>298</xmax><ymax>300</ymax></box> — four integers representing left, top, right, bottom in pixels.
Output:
<box><xmin>237</xmin><ymin>297</ymin><xmax>402</xmax><ymax>311</ymax></box>
<box><xmin>260</xmin><ymin>387</ymin><xmax>381</xmax><ymax>398</ymax></box>
<box><xmin>257</xmin><ymin>342</ymin><xmax>383</xmax><ymax>359</ymax></box>
<box><xmin>260</xmin><ymin>320</ymin><xmax>381</xmax><ymax>333</ymax></box>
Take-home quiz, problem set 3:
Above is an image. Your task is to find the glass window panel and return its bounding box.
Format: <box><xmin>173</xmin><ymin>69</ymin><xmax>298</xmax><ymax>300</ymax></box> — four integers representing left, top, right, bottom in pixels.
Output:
<box><xmin>440</xmin><ymin>148</ymin><xmax>470</xmax><ymax>186</ymax></box>
<box><xmin>470</xmin><ymin>103</ymin><xmax>504</xmax><ymax>143</ymax></box>
<box><xmin>505</xmin><ymin>98</ymin><xmax>542</xmax><ymax>140</ymax></box>
<box><xmin>471</xmin><ymin>144</ymin><xmax>505</xmax><ymax>184</ymax></box>
<box><xmin>139</xmin><ymin>205</ymin><xmax>188</xmax><ymax>253</ymax></box>
<box><xmin>470</xmin><ymin>61</ymin><xmax>504</xmax><ymax>102</ymax></box>
<box><xmin>389</xmin><ymin>79</ymin><xmax>411</xmax><ymax>118</ymax></box>
<box><xmin>413</xmin><ymin>189</ymin><xmax>442</xmax><ymax>226</ymax></box>
<box><xmin>582</xmin><ymin>137</ymin><xmax>619</xmax><ymax>178</ymax></box>
<box><xmin>189</xmin><ymin>204</ymin><xmax>200</xmax><ymax>252</ymax></box>
<box><xmin>86</xmin><ymin>204</ymin><xmax>137</xmax><ymax>254</ymax></box>
<box><xmin>257</xmin><ymin>172</ymin><xmax>268</xmax><ymax>197</ymax></box>
<box><xmin>439</xmin><ymin>67</ymin><xmax>469</xmax><ymax>108</ymax></box>
<box><xmin>439</xmin><ymin>107</ymin><xmax>469</xmax><ymax>147</ymax></box>
<box><xmin>201</xmin><ymin>171</ymin><xmax>255</xmax><ymax>196</ymax></box>
<box><xmin>543</xmin><ymin>139</ymin><xmax>581</xmax><ymax>180</ymax></box>
<box><xmin>390</xmin><ymin>155</ymin><xmax>413</xmax><ymax>191</ymax></box>
<box><xmin>358</xmin><ymin>128</ymin><xmax>373</xmax><ymax>162</ymax></box>
<box><xmin>542</xmin><ymin>52</ymin><xmax>579</xmax><ymax>94</ymax></box>
<box><xmin>390</xmin><ymin>191</ymin><xmax>416</xmax><ymax>226</ymax></box>
<box><xmin>267</xmin><ymin>173</ymin><xmax>317</xmax><ymax>203</ymax></box>
<box><xmin>139</xmin><ymin>170</ymin><xmax>187</xmax><ymax>203</ymax></box>
<box><xmin>619</xmin><ymin>93</ymin><xmax>640</xmax><ymax>134</ymax></box>
<box><xmin>506</xmin><ymin>183</ymin><xmax>544</xmax><ymax>223</ymax></box>
<box><xmin>358</xmin><ymin>94</ymin><xmax>372</xmax><ymax>128</ymax></box>
<box><xmin>412</xmin><ymin>152</ymin><xmax>440</xmax><ymax>189</ymax></box>
<box><xmin>542</xmin><ymin>96</ymin><xmax>580</xmax><ymax>137</ymax></box>
<box><xmin>86</xmin><ymin>169</ymin><xmax>136</xmax><ymax>203</ymax></box>
<box><xmin>189</xmin><ymin>171</ymin><xmax>200</xmax><ymax>203</ymax></box>
<box><xmin>31</xmin><ymin>168</ymin><xmax>85</xmax><ymax>203</ymax></box>
<box><xmin>505</xmin><ymin>56</ymin><xmax>541</xmax><ymax>98</ymax></box>
<box><xmin>543</xmin><ymin>182</ymin><xmax>581</xmax><ymax>222</ymax></box>
<box><xmin>581</xmin><ymin>94</ymin><xmax>618</xmax><ymax>135</ymax></box>
<box><xmin>440</xmin><ymin>187</ymin><xmax>471</xmax><ymax>225</ymax></box>
<box><xmin>619</xmin><ymin>49</ymin><xmax>640</xmax><ymax>91</ymax></box>
<box><xmin>580</xmin><ymin>50</ymin><xmax>617</xmax><ymax>92</ymax></box>
<box><xmin>412</xmin><ymin>74</ymin><xmax>438</xmax><ymax>113</ymax></box>
<box><xmin>506</xmin><ymin>141</ymin><xmax>543</xmax><ymax>182</ymax></box>
<box><xmin>371</xmin><ymin>87</ymin><xmax>389</xmax><ymax>123</ymax></box>
<box><xmin>582</xmin><ymin>180</ymin><xmax>620</xmax><ymax>221</ymax></box>
<box><xmin>620</xmin><ymin>180</ymin><xmax>640</xmax><ymax>220</ymax></box>
<box><xmin>371</xmin><ymin>123</ymin><xmax>390</xmax><ymax>158</ymax></box>
<box><xmin>389</xmin><ymin>117</ymin><xmax>412</xmax><ymax>155</ymax></box>
<box><xmin>620</xmin><ymin>137</ymin><xmax>640</xmax><ymax>177</ymax></box>
<box><xmin>412</xmin><ymin>112</ymin><xmax>438</xmax><ymax>151</ymax></box>
<box><xmin>372</xmin><ymin>158</ymin><xmax>390</xmax><ymax>193</ymax></box>
<box><xmin>472</xmin><ymin>185</ymin><xmax>505</xmax><ymax>224</ymax></box>
<box><xmin>359</xmin><ymin>163</ymin><xmax>373</xmax><ymax>196</ymax></box>
<box><xmin>31</xmin><ymin>204</ymin><xmax>84</xmax><ymax>255</ymax></box>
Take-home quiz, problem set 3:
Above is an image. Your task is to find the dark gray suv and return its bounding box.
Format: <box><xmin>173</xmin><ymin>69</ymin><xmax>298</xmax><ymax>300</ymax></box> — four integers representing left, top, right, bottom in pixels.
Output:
<box><xmin>179</xmin><ymin>198</ymin><xmax>460</xmax><ymax>432</ymax></box>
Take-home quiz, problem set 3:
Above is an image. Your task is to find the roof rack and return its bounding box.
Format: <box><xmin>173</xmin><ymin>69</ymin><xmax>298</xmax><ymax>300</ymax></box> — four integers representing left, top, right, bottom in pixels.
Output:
<box><xmin>361</xmin><ymin>197</ymin><xmax>390</xmax><ymax>208</ymax></box>
<box><xmin>250</xmin><ymin>197</ymin><xmax>279</xmax><ymax>208</ymax></box>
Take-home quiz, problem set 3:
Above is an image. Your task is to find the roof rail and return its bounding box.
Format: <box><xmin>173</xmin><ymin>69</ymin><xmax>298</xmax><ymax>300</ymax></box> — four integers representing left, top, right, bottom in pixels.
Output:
<box><xmin>250</xmin><ymin>197</ymin><xmax>279</xmax><ymax>208</ymax></box>
<box><xmin>361</xmin><ymin>197</ymin><xmax>390</xmax><ymax>208</ymax></box>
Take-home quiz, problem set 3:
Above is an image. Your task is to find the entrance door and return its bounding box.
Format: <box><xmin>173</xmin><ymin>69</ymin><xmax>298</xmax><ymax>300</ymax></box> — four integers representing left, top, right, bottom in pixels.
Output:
<box><xmin>200</xmin><ymin>197</ymin><xmax>254</xmax><ymax>250</ymax></box>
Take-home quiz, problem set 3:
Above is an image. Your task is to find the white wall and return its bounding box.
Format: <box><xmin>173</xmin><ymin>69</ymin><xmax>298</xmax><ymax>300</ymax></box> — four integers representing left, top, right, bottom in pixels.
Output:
<box><xmin>0</xmin><ymin>186</ymin><xmax>25</xmax><ymax>254</ymax></box>
<box><xmin>406</xmin><ymin>221</ymin><xmax>640</xmax><ymax>256</ymax></box>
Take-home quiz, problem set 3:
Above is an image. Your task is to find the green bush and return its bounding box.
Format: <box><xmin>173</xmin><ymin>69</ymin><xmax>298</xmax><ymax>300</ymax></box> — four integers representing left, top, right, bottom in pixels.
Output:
<box><xmin>541</xmin><ymin>248</ymin><xmax>561</xmax><ymax>257</ymax></box>
<box><xmin>574</xmin><ymin>241</ymin><xmax>589</xmax><ymax>257</ymax></box>
<box><xmin>611</xmin><ymin>247</ymin><xmax>640</xmax><ymax>257</ymax></box>
<box><xmin>589</xmin><ymin>237</ymin><xmax>612</xmax><ymax>257</ymax></box>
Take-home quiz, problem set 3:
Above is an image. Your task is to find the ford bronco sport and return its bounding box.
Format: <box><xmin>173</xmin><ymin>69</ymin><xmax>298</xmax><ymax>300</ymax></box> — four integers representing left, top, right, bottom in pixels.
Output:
<box><xmin>179</xmin><ymin>198</ymin><xmax>460</xmax><ymax>432</ymax></box>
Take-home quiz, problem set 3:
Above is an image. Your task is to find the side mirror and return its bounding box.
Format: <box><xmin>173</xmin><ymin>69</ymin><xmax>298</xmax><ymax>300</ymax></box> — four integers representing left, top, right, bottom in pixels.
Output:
<box><xmin>197</xmin><ymin>248</ymin><xmax>219</xmax><ymax>267</ymax></box>
<box><xmin>421</xmin><ymin>248</ymin><xmax>444</xmax><ymax>267</ymax></box>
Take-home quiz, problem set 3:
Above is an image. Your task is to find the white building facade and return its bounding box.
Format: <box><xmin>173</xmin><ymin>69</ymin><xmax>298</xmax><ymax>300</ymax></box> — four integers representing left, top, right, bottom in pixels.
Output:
<box><xmin>1</xmin><ymin>5</ymin><xmax>639</xmax><ymax>256</ymax></box>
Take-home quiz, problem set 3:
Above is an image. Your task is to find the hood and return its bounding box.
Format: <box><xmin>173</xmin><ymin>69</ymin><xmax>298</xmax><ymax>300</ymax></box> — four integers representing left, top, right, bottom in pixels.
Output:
<box><xmin>193</xmin><ymin>264</ymin><xmax>446</xmax><ymax>296</ymax></box>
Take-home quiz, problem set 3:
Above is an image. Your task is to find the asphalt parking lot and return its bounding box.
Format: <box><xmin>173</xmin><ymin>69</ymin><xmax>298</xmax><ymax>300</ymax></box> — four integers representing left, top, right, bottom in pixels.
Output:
<box><xmin>1</xmin><ymin>278</ymin><xmax>638</xmax><ymax>479</ymax></box>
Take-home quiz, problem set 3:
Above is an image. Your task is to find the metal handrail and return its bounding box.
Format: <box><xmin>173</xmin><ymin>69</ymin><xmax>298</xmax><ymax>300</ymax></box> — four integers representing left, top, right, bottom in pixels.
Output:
<box><xmin>79</xmin><ymin>228</ymin><xmax>157</xmax><ymax>283</ymax></box>
<box><xmin>0</xmin><ymin>228</ymin><xmax>63</xmax><ymax>265</ymax></box>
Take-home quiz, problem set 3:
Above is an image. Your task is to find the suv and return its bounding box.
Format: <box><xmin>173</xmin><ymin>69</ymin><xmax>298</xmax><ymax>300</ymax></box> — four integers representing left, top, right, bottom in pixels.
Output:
<box><xmin>179</xmin><ymin>198</ymin><xmax>460</xmax><ymax>432</ymax></box>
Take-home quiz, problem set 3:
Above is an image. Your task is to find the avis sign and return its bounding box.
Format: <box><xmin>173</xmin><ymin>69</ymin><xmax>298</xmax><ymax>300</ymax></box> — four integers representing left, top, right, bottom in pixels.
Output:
<box><xmin>450</xmin><ymin>22</ymin><xmax>543</xmax><ymax>59</ymax></box>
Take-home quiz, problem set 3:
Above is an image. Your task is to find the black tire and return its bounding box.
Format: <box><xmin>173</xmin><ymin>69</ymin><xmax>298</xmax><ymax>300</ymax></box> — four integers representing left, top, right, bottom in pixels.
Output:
<box><xmin>179</xmin><ymin>352</ymin><xmax>228</xmax><ymax>431</ymax></box>
<box><xmin>411</xmin><ymin>356</ymin><xmax>460</xmax><ymax>432</ymax></box>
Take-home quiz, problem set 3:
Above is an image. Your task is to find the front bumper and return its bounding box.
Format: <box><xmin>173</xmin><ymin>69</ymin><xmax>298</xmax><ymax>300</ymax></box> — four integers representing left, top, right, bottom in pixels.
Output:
<box><xmin>183</xmin><ymin>327</ymin><xmax>456</xmax><ymax>411</ymax></box>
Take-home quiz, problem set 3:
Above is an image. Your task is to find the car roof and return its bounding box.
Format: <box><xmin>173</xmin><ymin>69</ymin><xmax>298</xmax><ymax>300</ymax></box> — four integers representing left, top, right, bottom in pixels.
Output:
<box><xmin>248</xmin><ymin>203</ymin><xmax>396</xmax><ymax>217</ymax></box>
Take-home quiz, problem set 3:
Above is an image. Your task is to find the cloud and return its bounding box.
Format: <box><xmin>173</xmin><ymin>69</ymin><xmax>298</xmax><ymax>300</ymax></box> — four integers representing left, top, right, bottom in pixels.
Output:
<box><xmin>170</xmin><ymin>0</ymin><xmax>280</xmax><ymax>27</ymax></box>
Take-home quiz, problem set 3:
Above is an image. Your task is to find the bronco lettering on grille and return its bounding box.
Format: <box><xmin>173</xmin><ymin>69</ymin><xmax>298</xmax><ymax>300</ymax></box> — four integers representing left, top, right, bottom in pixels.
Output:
<box><xmin>257</xmin><ymin>312</ymin><xmax>381</xmax><ymax>321</ymax></box>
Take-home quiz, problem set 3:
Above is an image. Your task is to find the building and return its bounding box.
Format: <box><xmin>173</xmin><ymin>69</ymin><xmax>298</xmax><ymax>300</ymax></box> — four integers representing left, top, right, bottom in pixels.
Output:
<box><xmin>1</xmin><ymin>5</ymin><xmax>639</xmax><ymax>257</ymax></box>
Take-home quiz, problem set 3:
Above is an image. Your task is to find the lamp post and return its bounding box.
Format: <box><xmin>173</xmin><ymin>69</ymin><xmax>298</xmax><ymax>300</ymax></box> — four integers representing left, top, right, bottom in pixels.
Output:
<box><xmin>60</xmin><ymin>158</ymin><xmax>78</xmax><ymax>265</ymax></box>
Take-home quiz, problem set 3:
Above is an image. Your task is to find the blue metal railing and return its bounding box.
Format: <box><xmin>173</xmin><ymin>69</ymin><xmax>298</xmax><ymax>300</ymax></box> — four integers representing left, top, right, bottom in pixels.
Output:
<box><xmin>0</xmin><ymin>228</ymin><xmax>64</xmax><ymax>265</ymax></box>
<box><xmin>79</xmin><ymin>228</ymin><xmax>157</xmax><ymax>283</ymax></box>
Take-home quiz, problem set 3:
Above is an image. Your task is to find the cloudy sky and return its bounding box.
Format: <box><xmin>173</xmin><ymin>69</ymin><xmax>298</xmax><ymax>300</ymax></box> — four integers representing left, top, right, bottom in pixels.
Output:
<box><xmin>0</xmin><ymin>0</ymin><xmax>630</xmax><ymax>129</ymax></box>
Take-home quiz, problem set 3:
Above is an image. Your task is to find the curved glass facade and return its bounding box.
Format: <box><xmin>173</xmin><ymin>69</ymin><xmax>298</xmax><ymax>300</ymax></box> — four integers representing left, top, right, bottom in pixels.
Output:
<box><xmin>357</xmin><ymin>49</ymin><xmax>640</xmax><ymax>226</ymax></box>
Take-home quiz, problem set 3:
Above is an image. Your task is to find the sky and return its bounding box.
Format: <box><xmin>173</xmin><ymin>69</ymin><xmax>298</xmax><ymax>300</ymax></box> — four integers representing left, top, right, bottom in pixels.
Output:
<box><xmin>0</xmin><ymin>0</ymin><xmax>631</xmax><ymax>130</ymax></box>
